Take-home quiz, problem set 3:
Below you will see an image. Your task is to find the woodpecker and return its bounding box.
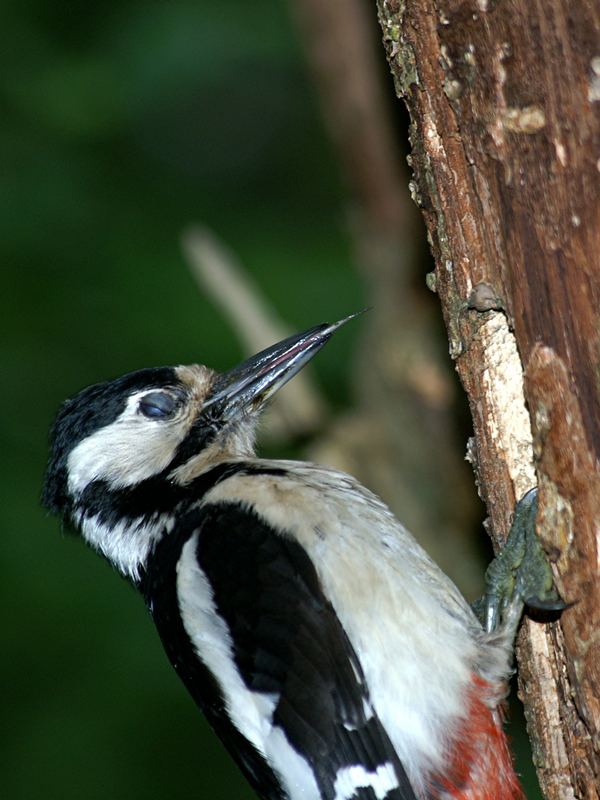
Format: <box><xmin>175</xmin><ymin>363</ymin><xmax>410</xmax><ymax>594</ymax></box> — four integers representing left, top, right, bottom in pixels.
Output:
<box><xmin>43</xmin><ymin>315</ymin><xmax>561</xmax><ymax>800</ymax></box>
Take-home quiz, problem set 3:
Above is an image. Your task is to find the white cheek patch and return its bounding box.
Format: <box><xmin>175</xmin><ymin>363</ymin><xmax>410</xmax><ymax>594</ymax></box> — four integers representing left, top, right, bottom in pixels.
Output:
<box><xmin>67</xmin><ymin>392</ymin><xmax>189</xmax><ymax>494</ymax></box>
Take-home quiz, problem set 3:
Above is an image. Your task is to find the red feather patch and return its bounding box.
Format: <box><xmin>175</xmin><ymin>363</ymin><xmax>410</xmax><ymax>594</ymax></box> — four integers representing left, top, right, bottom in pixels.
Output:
<box><xmin>428</xmin><ymin>674</ymin><xmax>524</xmax><ymax>800</ymax></box>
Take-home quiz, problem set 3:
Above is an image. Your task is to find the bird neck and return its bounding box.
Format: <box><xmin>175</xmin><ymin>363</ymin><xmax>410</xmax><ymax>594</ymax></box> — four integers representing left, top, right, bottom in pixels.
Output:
<box><xmin>72</xmin><ymin>459</ymin><xmax>274</xmax><ymax>582</ymax></box>
<box><xmin>168</xmin><ymin>424</ymin><xmax>257</xmax><ymax>486</ymax></box>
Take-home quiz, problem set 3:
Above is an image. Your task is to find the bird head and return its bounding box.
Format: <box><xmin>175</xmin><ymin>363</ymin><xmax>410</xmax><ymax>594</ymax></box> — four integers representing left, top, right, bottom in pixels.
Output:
<box><xmin>43</xmin><ymin>315</ymin><xmax>359</xmax><ymax>525</ymax></box>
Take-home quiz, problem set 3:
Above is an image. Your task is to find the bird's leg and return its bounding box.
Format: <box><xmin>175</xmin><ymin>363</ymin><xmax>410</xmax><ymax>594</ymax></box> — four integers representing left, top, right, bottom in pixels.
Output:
<box><xmin>472</xmin><ymin>488</ymin><xmax>567</xmax><ymax>637</ymax></box>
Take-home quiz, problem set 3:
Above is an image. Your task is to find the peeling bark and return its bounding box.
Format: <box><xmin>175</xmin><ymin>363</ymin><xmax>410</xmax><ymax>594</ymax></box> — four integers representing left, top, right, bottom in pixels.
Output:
<box><xmin>375</xmin><ymin>1</ymin><xmax>600</xmax><ymax>798</ymax></box>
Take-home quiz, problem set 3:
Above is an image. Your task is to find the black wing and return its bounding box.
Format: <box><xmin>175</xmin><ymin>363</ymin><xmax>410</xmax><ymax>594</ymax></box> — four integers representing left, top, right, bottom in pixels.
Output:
<box><xmin>188</xmin><ymin>501</ymin><xmax>417</xmax><ymax>800</ymax></box>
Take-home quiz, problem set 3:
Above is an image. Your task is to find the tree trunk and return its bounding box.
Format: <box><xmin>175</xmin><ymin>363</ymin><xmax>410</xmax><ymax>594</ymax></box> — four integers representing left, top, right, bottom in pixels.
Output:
<box><xmin>374</xmin><ymin>2</ymin><xmax>600</xmax><ymax>798</ymax></box>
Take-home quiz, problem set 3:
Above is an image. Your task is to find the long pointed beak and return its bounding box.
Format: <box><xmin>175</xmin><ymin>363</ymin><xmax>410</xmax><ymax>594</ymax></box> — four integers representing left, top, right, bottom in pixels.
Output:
<box><xmin>204</xmin><ymin>311</ymin><xmax>365</xmax><ymax>420</ymax></box>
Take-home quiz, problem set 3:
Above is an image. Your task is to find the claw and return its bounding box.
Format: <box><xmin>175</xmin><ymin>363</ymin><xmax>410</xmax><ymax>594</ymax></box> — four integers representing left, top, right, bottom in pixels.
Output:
<box><xmin>474</xmin><ymin>488</ymin><xmax>568</xmax><ymax>637</ymax></box>
<box><xmin>525</xmin><ymin>596</ymin><xmax>574</xmax><ymax>613</ymax></box>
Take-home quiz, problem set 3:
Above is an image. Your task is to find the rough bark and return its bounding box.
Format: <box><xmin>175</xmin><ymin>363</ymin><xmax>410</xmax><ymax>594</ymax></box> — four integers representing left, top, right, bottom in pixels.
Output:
<box><xmin>374</xmin><ymin>1</ymin><xmax>600</xmax><ymax>798</ymax></box>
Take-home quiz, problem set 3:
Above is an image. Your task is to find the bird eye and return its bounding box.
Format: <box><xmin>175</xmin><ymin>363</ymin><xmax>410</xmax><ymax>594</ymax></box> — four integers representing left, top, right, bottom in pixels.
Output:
<box><xmin>138</xmin><ymin>392</ymin><xmax>179</xmax><ymax>419</ymax></box>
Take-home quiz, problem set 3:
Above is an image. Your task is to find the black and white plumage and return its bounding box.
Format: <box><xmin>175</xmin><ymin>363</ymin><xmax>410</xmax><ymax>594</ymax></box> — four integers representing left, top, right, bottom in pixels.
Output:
<box><xmin>43</xmin><ymin>318</ymin><xmax>521</xmax><ymax>800</ymax></box>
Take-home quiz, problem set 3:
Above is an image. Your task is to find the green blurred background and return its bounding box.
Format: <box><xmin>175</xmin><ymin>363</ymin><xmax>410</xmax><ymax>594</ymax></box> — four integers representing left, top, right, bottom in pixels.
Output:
<box><xmin>2</xmin><ymin>1</ymin><xmax>539</xmax><ymax>798</ymax></box>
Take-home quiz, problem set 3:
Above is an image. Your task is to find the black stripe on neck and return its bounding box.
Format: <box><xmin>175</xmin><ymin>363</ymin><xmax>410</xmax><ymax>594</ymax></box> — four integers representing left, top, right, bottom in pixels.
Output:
<box><xmin>74</xmin><ymin>462</ymin><xmax>286</xmax><ymax>531</ymax></box>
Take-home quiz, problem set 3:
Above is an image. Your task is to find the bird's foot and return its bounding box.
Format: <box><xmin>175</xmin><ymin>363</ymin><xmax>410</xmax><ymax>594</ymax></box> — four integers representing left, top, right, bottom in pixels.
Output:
<box><xmin>473</xmin><ymin>488</ymin><xmax>568</xmax><ymax>637</ymax></box>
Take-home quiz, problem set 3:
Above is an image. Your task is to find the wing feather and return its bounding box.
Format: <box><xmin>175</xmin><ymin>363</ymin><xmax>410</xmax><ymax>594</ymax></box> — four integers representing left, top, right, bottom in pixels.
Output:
<box><xmin>193</xmin><ymin>501</ymin><xmax>417</xmax><ymax>800</ymax></box>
